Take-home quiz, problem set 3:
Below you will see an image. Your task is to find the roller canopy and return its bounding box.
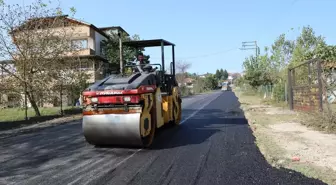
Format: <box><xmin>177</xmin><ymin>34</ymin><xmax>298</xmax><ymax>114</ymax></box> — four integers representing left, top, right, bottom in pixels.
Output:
<box><xmin>123</xmin><ymin>39</ymin><xmax>175</xmax><ymax>48</ymax></box>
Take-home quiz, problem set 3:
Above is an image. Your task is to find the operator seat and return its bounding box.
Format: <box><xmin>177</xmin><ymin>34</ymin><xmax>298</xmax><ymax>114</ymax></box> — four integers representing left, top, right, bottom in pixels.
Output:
<box><xmin>143</xmin><ymin>64</ymin><xmax>153</xmax><ymax>73</ymax></box>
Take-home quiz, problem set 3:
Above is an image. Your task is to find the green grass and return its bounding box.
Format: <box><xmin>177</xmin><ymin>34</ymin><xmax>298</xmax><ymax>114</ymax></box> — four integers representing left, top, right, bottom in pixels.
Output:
<box><xmin>0</xmin><ymin>106</ymin><xmax>76</xmax><ymax>122</ymax></box>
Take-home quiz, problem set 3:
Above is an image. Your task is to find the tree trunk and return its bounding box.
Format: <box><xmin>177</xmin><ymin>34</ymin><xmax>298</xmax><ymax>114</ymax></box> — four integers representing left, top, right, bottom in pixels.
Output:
<box><xmin>27</xmin><ymin>91</ymin><xmax>41</xmax><ymax>117</ymax></box>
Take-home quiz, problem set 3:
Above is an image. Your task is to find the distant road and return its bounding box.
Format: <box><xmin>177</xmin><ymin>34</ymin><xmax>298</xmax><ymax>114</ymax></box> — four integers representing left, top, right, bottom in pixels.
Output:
<box><xmin>0</xmin><ymin>91</ymin><xmax>326</xmax><ymax>185</ymax></box>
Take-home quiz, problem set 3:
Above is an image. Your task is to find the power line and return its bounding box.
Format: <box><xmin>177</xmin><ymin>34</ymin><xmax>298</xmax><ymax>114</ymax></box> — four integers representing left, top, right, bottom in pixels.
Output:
<box><xmin>179</xmin><ymin>47</ymin><xmax>238</xmax><ymax>59</ymax></box>
<box><xmin>150</xmin><ymin>47</ymin><xmax>239</xmax><ymax>60</ymax></box>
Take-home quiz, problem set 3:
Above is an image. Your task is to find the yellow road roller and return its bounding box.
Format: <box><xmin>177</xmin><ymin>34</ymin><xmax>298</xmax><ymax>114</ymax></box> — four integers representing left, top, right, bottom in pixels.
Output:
<box><xmin>81</xmin><ymin>39</ymin><xmax>182</xmax><ymax>147</ymax></box>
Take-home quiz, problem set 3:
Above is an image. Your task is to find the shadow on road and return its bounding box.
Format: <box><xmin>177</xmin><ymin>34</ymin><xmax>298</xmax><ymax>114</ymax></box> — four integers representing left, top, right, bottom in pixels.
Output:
<box><xmin>151</xmin><ymin>90</ymin><xmax>246</xmax><ymax>150</ymax></box>
<box><xmin>0</xmin><ymin>123</ymin><xmax>138</xmax><ymax>183</ymax></box>
<box><xmin>148</xmin><ymin>91</ymin><xmax>327</xmax><ymax>185</ymax></box>
<box><xmin>150</xmin><ymin>109</ymin><xmax>247</xmax><ymax>150</ymax></box>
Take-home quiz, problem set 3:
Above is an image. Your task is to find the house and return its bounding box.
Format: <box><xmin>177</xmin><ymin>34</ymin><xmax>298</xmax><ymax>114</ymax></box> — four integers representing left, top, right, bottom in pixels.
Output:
<box><xmin>0</xmin><ymin>15</ymin><xmax>129</xmax><ymax>107</ymax></box>
<box><xmin>100</xmin><ymin>26</ymin><xmax>129</xmax><ymax>38</ymax></box>
<box><xmin>199</xmin><ymin>74</ymin><xmax>206</xmax><ymax>78</ymax></box>
<box><xmin>176</xmin><ymin>77</ymin><xmax>194</xmax><ymax>94</ymax></box>
<box><xmin>198</xmin><ymin>73</ymin><xmax>211</xmax><ymax>78</ymax></box>
<box><xmin>10</xmin><ymin>15</ymin><xmax>130</xmax><ymax>83</ymax></box>
<box><xmin>183</xmin><ymin>78</ymin><xmax>194</xmax><ymax>89</ymax></box>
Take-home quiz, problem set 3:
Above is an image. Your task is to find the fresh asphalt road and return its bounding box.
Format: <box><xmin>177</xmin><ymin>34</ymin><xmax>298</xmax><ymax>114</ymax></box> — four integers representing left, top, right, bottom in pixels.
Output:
<box><xmin>0</xmin><ymin>91</ymin><xmax>327</xmax><ymax>185</ymax></box>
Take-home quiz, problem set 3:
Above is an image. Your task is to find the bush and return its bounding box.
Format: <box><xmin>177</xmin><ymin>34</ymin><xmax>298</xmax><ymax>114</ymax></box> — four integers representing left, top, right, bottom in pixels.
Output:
<box><xmin>180</xmin><ymin>86</ymin><xmax>193</xmax><ymax>97</ymax></box>
<box><xmin>193</xmin><ymin>78</ymin><xmax>207</xmax><ymax>94</ymax></box>
<box><xmin>273</xmin><ymin>81</ymin><xmax>286</xmax><ymax>102</ymax></box>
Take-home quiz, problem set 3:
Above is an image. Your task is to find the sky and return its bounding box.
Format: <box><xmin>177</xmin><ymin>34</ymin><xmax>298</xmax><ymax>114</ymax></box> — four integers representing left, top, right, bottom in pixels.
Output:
<box><xmin>6</xmin><ymin>0</ymin><xmax>336</xmax><ymax>74</ymax></box>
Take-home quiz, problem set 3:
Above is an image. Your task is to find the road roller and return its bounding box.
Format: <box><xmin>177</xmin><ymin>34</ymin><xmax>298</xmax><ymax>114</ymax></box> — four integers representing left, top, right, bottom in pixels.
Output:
<box><xmin>81</xmin><ymin>39</ymin><xmax>182</xmax><ymax>148</ymax></box>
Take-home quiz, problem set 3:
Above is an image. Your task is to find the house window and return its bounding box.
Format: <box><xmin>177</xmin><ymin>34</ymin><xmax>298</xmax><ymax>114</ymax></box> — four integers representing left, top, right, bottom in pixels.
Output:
<box><xmin>71</xmin><ymin>39</ymin><xmax>88</xmax><ymax>50</ymax></box>
<box><xmin>100</xmin><ymin>41</ymin><xmax>106</xmax><ymax>57</ymax></box>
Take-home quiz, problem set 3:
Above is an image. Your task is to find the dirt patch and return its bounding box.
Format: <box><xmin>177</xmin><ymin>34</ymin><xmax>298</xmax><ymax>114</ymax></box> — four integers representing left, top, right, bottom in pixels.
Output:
<box><xmin>265</xmin><ymin>107</ymin><xmax>296</xmax><ymax>115</ymax></box>
<box><xmin>269</xmin><ymin>122</ymin><xmax>336</xmax><ymax>171</ymax></box>
<box><xmin>238</xmin><ymin>92</ymin><xmax>336</xmax><ymax>185</ymax></box>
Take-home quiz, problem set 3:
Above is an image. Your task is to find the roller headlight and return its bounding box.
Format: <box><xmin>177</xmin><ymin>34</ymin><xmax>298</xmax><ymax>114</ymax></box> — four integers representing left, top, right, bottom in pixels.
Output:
<box><xmin>123</xmin><ymin>96</ymin><xmax>131</xmax><ymax>102</ymax></box>
<box><xmin>91</xmin><ymin>97</ymin><xmax>98</xmax><ymax>103</ymax></box>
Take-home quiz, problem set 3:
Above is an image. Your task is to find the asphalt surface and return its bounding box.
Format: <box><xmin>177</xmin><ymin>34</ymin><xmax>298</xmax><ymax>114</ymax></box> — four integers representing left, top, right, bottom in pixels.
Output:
<box><xmin>0</xmin><ymin>91</ymin><xmax>327</xmax><ymax>185</ymax></box>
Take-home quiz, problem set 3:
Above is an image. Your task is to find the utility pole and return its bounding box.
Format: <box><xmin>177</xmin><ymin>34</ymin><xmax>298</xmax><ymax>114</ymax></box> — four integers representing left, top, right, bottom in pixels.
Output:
<box><xmin>118</xmin><ymin>31</ymin><xmax>123</xmax><ymax>74</ymax></box>
<box><xmin>240</xmin><ymin>41</ymin><xmax>260</xmax><ymax>65</ymax></box>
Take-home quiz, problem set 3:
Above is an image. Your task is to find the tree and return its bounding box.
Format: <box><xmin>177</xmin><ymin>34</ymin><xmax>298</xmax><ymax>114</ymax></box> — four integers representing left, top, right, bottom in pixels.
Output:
<box><xmin>176</xmin><ymin>60</ymin><xmax>191</xmax><ymax>83</ymax></box>
<box><xmin>290</xmin><ymin>26</ymin><xmax>325</xmax><ymax>66</ymax></box>
<box><xmin>215</xmin><ymin>69</ymin><xmax>221</xmax><ymax>80</ymax></box>
<box><xmin>176</xmin><ymin>60</ymin><xmax>191</xmax><ymax>74</ymax></box>
<box><xmin>175</xmin><ymin>61</ymin><xmax>192</xmax><ymax>95</ymax></box>
<box><xmin>241</xmin><ymin>51</ymin><xmax>275</xmax><ymax>88</ymax></box>
<box><xmin>239</xmin><ymin>25</ymin><xmax>327</xmax><ymax>100</ymax></box>
<box><xmin>219</xmin><ymin>69</ymin><xmax>224</xmax><ymax>80</ymax></box>
<box><xmin>223</xmin><ymin>69</ymin><xmax>229</xmax><ymax>80</ymax></box>
<box><xmin>0</xmin><ymin>0</ymin><xmax>84</xmax><ymax>116</ymax></box>
<box><xmin>193</xmin><ymin>77</ymin><xmax>207</xmax><ymax>94</ymax></box>
<box><xmin>101</xmin><ymin>33</ymin><xmax>150</xmax><ymax>74</ymax></box>
<box><xmin>204</xmin><ymin>74</ymin><xmax>218</xmax><ymax>90</ymax></box>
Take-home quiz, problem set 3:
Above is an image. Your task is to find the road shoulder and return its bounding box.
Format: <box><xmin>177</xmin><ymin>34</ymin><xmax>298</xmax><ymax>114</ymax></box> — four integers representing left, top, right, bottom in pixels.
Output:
<box><xmin>236</xmin><ymin>90</ymin><xmax>336</xmax><ymax>185</ymax></box>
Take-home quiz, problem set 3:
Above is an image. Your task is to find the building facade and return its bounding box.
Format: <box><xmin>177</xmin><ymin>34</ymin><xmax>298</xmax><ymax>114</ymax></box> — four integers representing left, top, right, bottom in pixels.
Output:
<box><xmin>0</xmin><ymin>15</ymin><xmax>129</xmax><ymax>108</ymax></box>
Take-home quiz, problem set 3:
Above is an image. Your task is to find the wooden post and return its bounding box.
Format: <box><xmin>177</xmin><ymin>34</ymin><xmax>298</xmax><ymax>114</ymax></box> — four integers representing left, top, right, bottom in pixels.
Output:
<box><xmin>288</xmin><ymin>68</ymin><xmax>293</xmax><ymax>110</ymax></box>
<box><xmin>317</xmin><ymin>60</ymin><xmax>323</xmax><ymax>112</ymax></box>
<box><xmin>60</xmin><ymin>82</ymin><xmax>63</xmax><ymax>116</ymax></box>
<box><xmin>308</xmin><ymin>63</ymin><xmax>313</xmax><ymax>108</ymax></box>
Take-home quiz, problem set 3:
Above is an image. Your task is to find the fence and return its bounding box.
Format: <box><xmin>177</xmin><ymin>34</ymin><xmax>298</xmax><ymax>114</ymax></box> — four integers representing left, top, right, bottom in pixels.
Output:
<box><xmin>237</xmin><ymin>83</ymin><xmax>288</xmax><ymax>103</ymax></box>
<box><xmin>287</xmin><ymin>58</ymin><xmax>323</xmax><ymax>111</ymax></box>
<box><xmin>0</xmin><ymin>84</ymin><xmax>83</xmax><ymax>122</ymax></box>
<box><xmin>287</xmin><ymin>58</ymin><xmax>336</xmax><ymax>115</ymax></box>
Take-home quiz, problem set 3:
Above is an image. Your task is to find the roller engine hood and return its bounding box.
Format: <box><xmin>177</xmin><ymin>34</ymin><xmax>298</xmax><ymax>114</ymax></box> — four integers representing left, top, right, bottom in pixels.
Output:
<box><xmin>84</xmin><ymin>71</ymin><xmax>159</xmax><ymax>92</ymax></box>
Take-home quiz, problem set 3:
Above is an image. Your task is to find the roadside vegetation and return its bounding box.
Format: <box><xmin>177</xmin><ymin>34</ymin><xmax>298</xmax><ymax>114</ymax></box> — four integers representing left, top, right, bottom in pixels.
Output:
<box><xmin>236</xmin><ymin>25</ymin><xmax>336</xmax><ymax>133</ymax></box>
<box><xmin>0</xmin><ymin>106</ymin><xmax>81</xmax><ymax>122</ymax></box>
<box><xmin>234</xmin><ymin>25</ymin><xmax>336</xmax><ymax>184</ymax></box>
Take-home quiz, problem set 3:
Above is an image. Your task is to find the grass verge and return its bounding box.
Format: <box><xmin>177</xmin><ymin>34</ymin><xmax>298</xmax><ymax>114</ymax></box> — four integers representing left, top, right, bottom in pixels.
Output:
<box><xmin>0</xmin><ymin>106</ymin><xmax>79</xmax><ymax>122</ymax></box>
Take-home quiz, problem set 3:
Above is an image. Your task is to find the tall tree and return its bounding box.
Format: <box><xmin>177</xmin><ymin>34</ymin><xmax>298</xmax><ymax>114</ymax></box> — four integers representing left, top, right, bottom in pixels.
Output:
<box><xmin>175</xmin><ymin>60</ymin><xmax>191</xmax><ymax>85</ymax></box>
<box><xmin>223</xmin><ymin>69</ymin><xmax>229</xmax><ymax>80</ymax></box>
<box><xmin>215</xmin><ymin>69</ymin><xmax>221</xmax><ymax>80</ymax></box>
<box><xmin>204</xmin><ymin>74</ymin><xmax>218</xmax><ymax>90</ymax></box>
<box><xmin>240</xmin><ymin>25</ymin><xmax>326</xmax><ymax>91</ymax></box>
<box><xmin>0</xmin><ymin>0</ymin><xmax>83</xmax><ymax>116</ymax></box>
<box><xmin>219</xmin><ymin>68</ymin><xmax>224</xmax><ymax>80</ymax></box>
<box><xmin>290</xmin><ymin>26</ymin><xmax>325</xmax><ymax>67</ymax></box>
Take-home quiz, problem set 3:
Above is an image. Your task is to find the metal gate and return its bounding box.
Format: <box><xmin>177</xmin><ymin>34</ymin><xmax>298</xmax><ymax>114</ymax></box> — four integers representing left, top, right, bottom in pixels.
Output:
<box><xmin>287</xmin><ymin>58</ymin><xmax>323</xmax><ymax>111</ymax></box>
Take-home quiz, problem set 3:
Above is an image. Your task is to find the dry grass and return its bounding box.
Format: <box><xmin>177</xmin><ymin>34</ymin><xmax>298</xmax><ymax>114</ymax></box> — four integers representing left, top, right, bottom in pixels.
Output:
<box><xmin>237</xmin><ymin>90</ymin><xmax>336</xmax><ymax>185</ymax></box>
